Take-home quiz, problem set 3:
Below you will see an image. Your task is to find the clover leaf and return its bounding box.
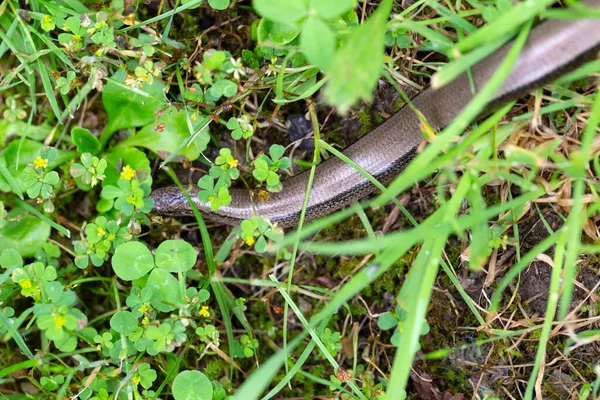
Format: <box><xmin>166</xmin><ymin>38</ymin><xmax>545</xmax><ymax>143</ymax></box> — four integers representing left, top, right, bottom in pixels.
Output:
<box><xmin>197</xmin><ymin>175</ymin><xmax>232</xmax><ymax>211</ymax></box>
<box><xmin>210</xmin><ymin>148</ymin><xmax>240</xmax><ymax>186</ymax></box>
<box><xmin>70</xmin><ymin>153</ymin><xmax>107</xmax><ymax>187</ymax></box>
<box><xmin>101</xmin><ymin>178</ymin><xmax>153</xmax><ymax>216</ymax></box>
<box><xmin>252</xmin><ymin>144</ymin><xmax>290</xmax><ymax>192</ymax></box>
<box><xmin>239</xmin><ymin>216</ymin><xmax>283</xmax><ymax>253</ymax></box>
<box><xmin>226</xmin><ymin>116</ymin><xmax>254</xmax><ymax>140</ymax></box>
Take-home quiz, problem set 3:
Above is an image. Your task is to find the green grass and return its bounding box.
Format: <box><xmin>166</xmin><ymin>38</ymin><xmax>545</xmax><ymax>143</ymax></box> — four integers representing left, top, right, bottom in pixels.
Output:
<box><xmin>1</xmin><ymin>0</ymin><xmax>600</xmax><ymax>399</ymax></box>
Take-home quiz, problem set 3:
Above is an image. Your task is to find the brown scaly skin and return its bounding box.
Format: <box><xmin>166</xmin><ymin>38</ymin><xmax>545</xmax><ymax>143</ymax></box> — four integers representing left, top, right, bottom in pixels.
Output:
<box><xmin>151</xmin><ymin>2</ymin><xmax>600</xmax><ymax>228</ymax></box>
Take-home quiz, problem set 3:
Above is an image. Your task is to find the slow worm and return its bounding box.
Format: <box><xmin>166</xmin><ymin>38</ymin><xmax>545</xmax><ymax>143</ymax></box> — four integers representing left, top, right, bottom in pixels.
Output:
<box><xmin>151</xmin><ymin>2</ymin><xmax>600</xmax><ymax>227</ymax></box>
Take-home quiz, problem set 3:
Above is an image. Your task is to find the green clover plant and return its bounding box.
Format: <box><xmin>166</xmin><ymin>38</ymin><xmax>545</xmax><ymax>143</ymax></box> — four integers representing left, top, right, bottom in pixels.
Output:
<box><xmin>197</xmin><ymin>175</ymin><xmax>232</xmax><ymax>211</ymax></box>
<box><xmin>226</xmin><ymin>115</ymin><xmax>254</xmax><ymax>140</ymax></box>
<box><xmin>101</xmin><ymin>177</ymin><xmax>154</xmax><ymax>216</ymax></box>
<box><xmin>252</xmin><ymin>144</ymin><xmax>290</xmax><ymax>192</ymax></box>
<box><xmin>70</xmin><ymin>152</ymin><xmax>107</xmax><ymax>188</ymax></box>
<box><xmin>239</xmin><ymin>215</ymin><xmax>283</xmax><ymax>253</ymax></box>
<box><xmin>22</xmin><ymin>147</ymin><xmax>60</xmax><ymax>213</ymax></box>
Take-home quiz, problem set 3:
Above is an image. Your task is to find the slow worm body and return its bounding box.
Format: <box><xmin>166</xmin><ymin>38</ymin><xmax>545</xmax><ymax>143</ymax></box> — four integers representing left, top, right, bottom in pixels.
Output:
<box><xmin>151</xmin><ymin>3</ymin><xmax>600</xmax><ymax>227</ymax></box>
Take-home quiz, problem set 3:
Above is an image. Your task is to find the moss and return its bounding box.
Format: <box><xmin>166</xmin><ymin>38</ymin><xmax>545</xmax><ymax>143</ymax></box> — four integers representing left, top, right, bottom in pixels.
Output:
<box><xmin>358</xmin><ymin>109</ymin><xmax>373</xmax><ymax>135</ymax></box>
<box><xmin>204</xmin><ymin>359</ymin><xmax>227</xmax><ymax>381</ymax></box>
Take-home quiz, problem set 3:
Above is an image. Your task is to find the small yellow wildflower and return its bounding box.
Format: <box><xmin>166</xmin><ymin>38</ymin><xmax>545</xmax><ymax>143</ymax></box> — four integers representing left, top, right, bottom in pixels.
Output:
<box><xmin>20</xmin><ymin>278</ymin><xmax>33</xmax><ymax>290</ymax></box>
<box><xmin>199</xmin><ymin>305</ymin><xmax>210</xmax><ymax>318</ymax></box>
<box><xmin>141</xmin><ymin>316</ymin><xmax>150</xmax><ymax>326</ymax></box>
<box><xmin>42</xmin><ymin>15</ymin><xmax>53</xmax><ymax>25</ymax></box>
<box><xmin>73</xmin><ymin>34</ymin><xmax>81</xmax><ymax>41</ymax></box>
<box><xmin>208</xmin><ymin>196</ymin><xmax>215</xmax><ymax>206</ymax></box>
<box><xmin>227</xmin><ymin>158</ymin><xmax>238</xmax><ymax>169</ymax></box>
<box><xmin>245</xmin><ymin>236</ymin><xmax>255</xmax><ymax>246</ymax></box>
<box><xmin>97</xmin><ymin>226</ymin><xmax>106</xmax><ymax>237</ymax></box>
<box><xmin>126</xmin><ymin>195</ymin><xmax>137</xmax><ymax>205</ymax></box>
<box><xmin>132</xmin><ymin>375</ymin><xmax>141</xmax><ymax>386</ymax></box>
<box><xmin>138</xmin><ymin>303</ymin><xmax>151</xmax><ymax>314</ymax></box>
<box><xmin>33</xmin><ymin>156</ymin><xmax>48</xmax><ymax>169</ymax></box>
<box><xmin>86</xmin><ymin>28</ymin><xmax>96</xmax><ymax>35</ymax></box>
<box><xmin>54</xmin><ymin>315</ymin><xmax>67</xmax><ymax>330</ymax></box>
<box><xmin>120</xmin><ymin>165</ymin><xmax>135</xmax><ymax>180</ymax></box>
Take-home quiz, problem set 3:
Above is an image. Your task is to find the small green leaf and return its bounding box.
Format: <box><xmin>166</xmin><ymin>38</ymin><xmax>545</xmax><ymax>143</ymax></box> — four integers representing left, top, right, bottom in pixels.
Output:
<box><xmin>309</xmin><ymin>0</ymin><xmax>356</xmax><ymax>19</ymax></box>
<box><xmin>324</xmin><ymin>0</ymin><xmax>393</xmax><ymax>113</ymax></box>
<box><xmin>0</xmin><ymin>209</ymin><xmax>51</xmax><ymax>257</ymax></box>
<box><xmin>111</xmin><ymin>242</ymin><xmax>154</xmax><ymax>281</ymax></box>
<box><xmin>208</xmin><ymin>0</ymin><xmax>230</xmax><ymax>10</ymax></box>
<box><xmin>102</xmin><ymin>70</ymin><xmax>166</xmax><ymax>140</ymax></box>
<box><xmin>155</xmin><ymin>240</ymin><xmax>197</xmax><ymax>273</ymax></box>
<box><xmin>71</xmin><ymin>127</ymin><xmax>101</xmax><ymax>154</ymax></box>
<box><xmin>253</xmin><ymin>0</ymin><xmax>306</xmax><ymax>23</ymax></box>
<box><xmin>120</xmin><ymin>107</ymin><xmax>210</xmax><ymax>162</ymax></box>
<box><xmin>146</xmin><ymin>268</ymin><xmax>182</xmax><ymax>312</ymax></box>
<box><xmin>300</xmin><ymin>18</ymin><xmax>335</xmax><ymax>70</ymax></box>
<box><xmin>110</xmin><ymin>311</ymin><xmax>137</xmax><ymax>335</ymax></box>
<box><xmin>257</xmin><ymin>19</ymin><xmax>303</xmax><ymax>46</ymax></box>
<box><xmin>0</xmin><ymin>249</ymin><xmax>23</xmax><ymax>269</ymax></box>
<box><xmin>172</xmin><ymin>370</ymin><xmax>213</xmax><ymax>400</ymax></box>
<box><xmin>377</xmin><ymin>312</ymin><xmax>399</xmax><ymax>330</ymax></box>
<box><xmin>269</xmin><ymin>144</ymin><xmax>286</xmax><ymax>162</ymax></box>
<box><xmin>104</xmin><ymin>147</ymin><xmax>151</xmax><ymax>187</ymax></box>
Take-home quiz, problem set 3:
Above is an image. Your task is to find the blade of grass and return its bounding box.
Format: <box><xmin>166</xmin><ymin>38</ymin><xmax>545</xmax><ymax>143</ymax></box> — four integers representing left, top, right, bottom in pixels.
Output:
<box><xmin>0</xmin><ymin>307</ymin><xmax>35</xmax><ymax>359</ymax></box>
<box><xmin>120</xmin><ymin>0</ymin><xmax>203</xmax><ymax>32</ymax></box>
<box><xmin>37</xmin><ymin>59</ymin><xmax>62</xmax><ymax>123</ymax></box>
<box><xmin>377</xmin><ymin>20</ymin><xmax>533</xmax><ymax>207</ymax></box>
<box><xmin>232</xmin><ymin>331</ymin><xmax>309</xmax><ymax>400</ymax></box>
<box><xmin>15</xmin><ymin>198</ymin><xmax>70</xmax><ymax>238</ymax></box>
<box><xmin>282</xmin><ymin>102</ymin><xmax>322</xmax><ymax>377</ymax></box>
<box><xmin>386</xmin><ymin>234</ymin><xmax>448</xmax><ymax>398</ymax></box>
<box><xmin>0</xmin><ymin>359</ymin><xmax>40</xmax><ymax>380</ymax></box>
<box><xmin>270</xmin><ymin>274</ymin><xmax>367</xmax><ymax>400</ymax></box>
<box><xmin>0</xmin><ymin>162</ymin><xmax>24</xmax><ymax>200</ymax></box>
<box><xmin>261</xmin><ymin>318</ymin><xmax>331</xmax><ymax>400</ymax></box>
<box><xmin>298</xmin><ymin>189</ymin><xmax>543</xmax><ymax>256</ymax></box>
<box><xmin>318</xmin><ymin>140</ymin><xmax>418</xmax><ymax>226</ymax></box>
<box><xmin>558</xmin><ymin>88</ymin><xmax>600</xmax><ymax>320</ymax></box>
<box><xmin>452</xmin><ymin>0</ymin><xmax>554</xmax><ymax>55</ymax></box>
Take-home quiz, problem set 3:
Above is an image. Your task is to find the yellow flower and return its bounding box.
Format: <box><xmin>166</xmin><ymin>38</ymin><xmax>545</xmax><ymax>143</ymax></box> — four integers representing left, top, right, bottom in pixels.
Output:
<box><xmin>54</xmin><ymin>315</ymin><xmax>66</xmax><ymax>330</ymax></box>
<box><xmin>244</xmin><ymin>236</ymin><xmax>255</xmax><ymax>246</ymax></box>
<box><xmin>208</xmin><ymin>196</ymin><xmax>215</xmax><ymax>206</ymax></box>
<box><xmin>227</xmin><ymin>158</ymin><xmax>238</xmax><ymax>169</ymax></box>
<box><xmin>199</xmin><ymin>305</ymin><xmax>210</xmax><ymax>318</ymax></box>
<box><xmin>42</xmin><ymin>15</ymin><xmax>53</xmax><ymax>25</ymax></box>
<box><xmin>120</xmin><ymin>165</ymin><xmax>135</xmax><ymax>180</ymax></box>
<box><xmin>138</xmin><ymin>303</ymin><xmax>151</xmax><ymax>314</ymax></box>
<box><xmin>97</xmin><ymin>226</ymin><xmax>106</xmax><ymax>237</ymax></box>
<box><xmin>142</xmin><ymin>316</ymin><xmax>150</xmax><ymax>326</ymax></box>
<box><xmin>132</xmin><ymin>375</ymin><xmax>141</xmax><ymax>386</ymax></box>
<box><xmin>20</xmin><ymin>278</ymin><xmax>33</xmax><ymax>290</ymax></box>
<box><xmin>126</xmin><ymin>195</ymin><xmax>137</xmax><ymax>205</ymax></box>
<box><xmin>33</xmin><ymin>156</ymin><xmax>48</xmax><ymax>169</ymax></box>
